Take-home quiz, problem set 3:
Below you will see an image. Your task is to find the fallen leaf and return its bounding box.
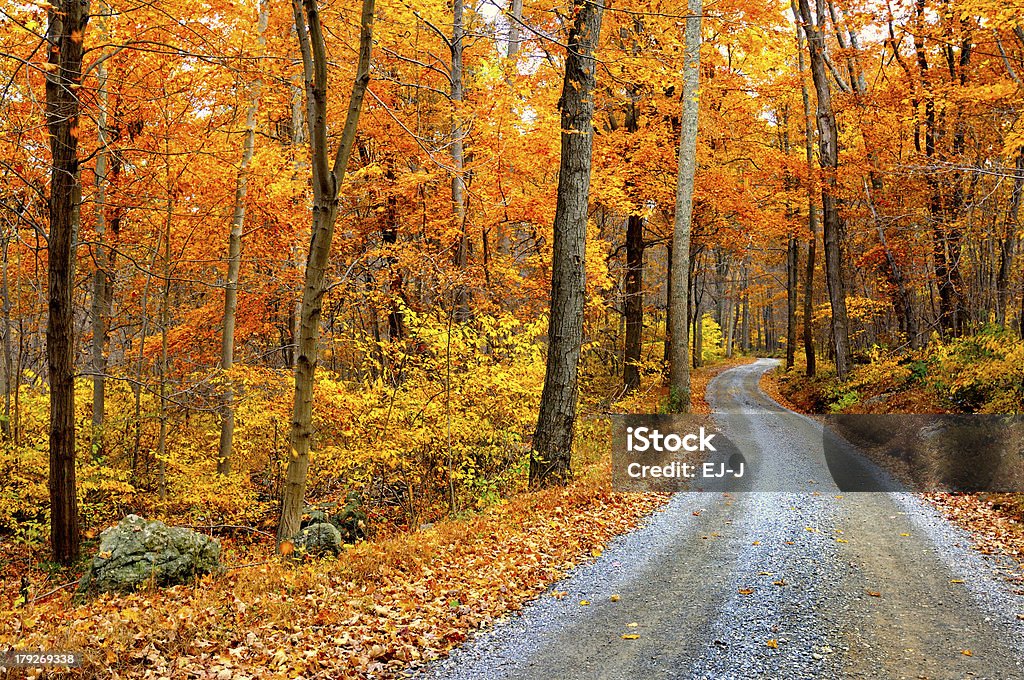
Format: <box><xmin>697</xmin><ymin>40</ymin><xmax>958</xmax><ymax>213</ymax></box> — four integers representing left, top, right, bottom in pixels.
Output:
<box><xmin>766</xmin><ymin>639</ymin><xmax>778</xmax><ymax>649</ymax></box>
<box><xmin>738</xmin><ymin>588</ymin><xmax>754</xmax><ymax>595</ymax></box>
<box><xmin>626</xmin><ymin>622</ymin><xmax>639</xmax><ymax>628</ymax></box>
<box><xmin>621</xmin><ymin>634</ymin><xmax>640</xmax><ymax>640</ymax></box>
<box><xmin>610</xmin><ymin>594</ymin><xmax>620</xmax><ymax>602</ymax></box>
<box><xmin>950</xmin><ymin>579</ymin><xmax>964</xmax><ymax>584</ymax></box>
<box><xmin>579</xmin><ymin>600</ymin><xmax>590</xmax><ymax>606</ymax></box>
<box><xmin>866</xmin><ymin>590</ymin><xmax>881</xmax><ymax>597</ymax></box>
<box><xmin>961</xmin><ymin>649</ymin><xmax>972</xmax><ymax>657</ymax></box>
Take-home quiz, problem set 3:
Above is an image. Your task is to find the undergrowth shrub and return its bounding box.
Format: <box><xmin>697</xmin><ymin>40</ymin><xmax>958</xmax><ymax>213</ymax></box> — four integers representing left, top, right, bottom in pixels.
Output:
<box><xmin>925</xmin><ymin>327</ymin><xmax>1024</xmax><ymax>413</ymax></box>
<box><xmin>0</xmin><ymin>312</ymin><xmax>548</xmax><ymax>546</ymax></box>
<box><xmin>780</xmin><ymin>329</ymin><xmax>1024</xmax><ymax>415</ymax></box>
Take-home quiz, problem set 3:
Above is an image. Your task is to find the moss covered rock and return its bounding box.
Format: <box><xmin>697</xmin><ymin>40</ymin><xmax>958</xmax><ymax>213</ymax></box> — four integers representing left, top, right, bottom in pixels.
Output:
<box><xmin>80</xmin><ymin>515</ymin><xmax>221</xmax><ymax>594</ymax></box>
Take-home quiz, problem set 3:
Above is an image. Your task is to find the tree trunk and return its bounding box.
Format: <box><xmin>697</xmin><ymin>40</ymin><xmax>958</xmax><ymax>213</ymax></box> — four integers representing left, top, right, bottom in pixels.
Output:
<box><xmin>798</xmin><ymin>0</ymin><xmax>851</xmax><ymax>379</ymax></box>
<box><xmin>507</xmin><ymin>0</ymin><xmax>524</xmax><ymax>58</ymax></box>
<box><xmin>158</xmin><ymin>201</ymin><xmax>172</xmax><ymax>499</ymax></box>
<box><xmin>451</xmin><ymin>0</ymin><xmax>471</xmax><ymax>322</ymax></box>
<box><xmin>219</xmin><ymin>0</ymin><xmax>268</xmax><ymax>475</ymax></box>
<box><xmin>155</xmin><ymin>111</ymin><xmax>175</xmax><ymax>498</ymax></box>
<box><xmin>792</xmin><ymin>4</ymin><xmax>818</xmax><ymax>376</ymax></box>
<box><xmin>45</xmin><ymin>0</ymin><xmax>89</xmax><ymax>566</ymax></box>
<box><xmin>693</xmin><ymin>300</ymin><xmax>703</xmax><ymax>369</ymax></box>
<box><xmin>664</xmin><ymin>243</ymin><xmax>673</xmax><ymax>370</ymax></box>
<box><xmin>623</xmin><ymin>214</ymin><xmax>643</xmax><ymax>392</ymax></box>
<box><xmin>741</xmin><ymin>262</ymin><xmax>751</xmax><ymax>353</ymax></box>
<box><xmin>714</xmin><ymin>249</ymin><xmax>729</xmax><ymax>328</ymax></box>
<box><xmin>383</xmin><ymin>164</ymin><xmax>406</xmax><ymax>342</ymax></box>
<box><xmin>997</xmin><ymin>151</ymin><xmax>1023</xmax><ymax>328</ymax></box>
<box><xmin>668</xmin><ymin>0</ymin><xmax>702</xmax><ymax>412</ymax></box>
<box><xmin>725</xmin><ymin>284</ymin><xmax>736</xmax><ymax>358</ymax></box>
<box><xmin>90</xmin><ymin>1</ymin><xmax>113</xmax><ymax>459</ymax></box>
<box><xmin>279</xmin><ymin>0</ymin><xmax>376</xmax><ymax>545</ymax></box>
<box><xmin>530</xmin><ymin>0</ymin><xmax>604</xmax><ymax>487</ymax></box>
<box><xmin>1</xmin><ymin>234</ymin><xmax>12</xmax><ymax>439</ymax></box>
<box><xmin>787</xmin><ymin>236</ymin><xmax>798</xmax><ymax>369</ymax></box>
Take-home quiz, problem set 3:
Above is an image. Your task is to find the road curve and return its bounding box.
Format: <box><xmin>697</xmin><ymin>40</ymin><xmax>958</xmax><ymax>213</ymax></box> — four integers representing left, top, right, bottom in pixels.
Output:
<box><xmin>422</xmin><ymin>359</ymin><xmax>1024</xmax><ymax>679</ymax></box>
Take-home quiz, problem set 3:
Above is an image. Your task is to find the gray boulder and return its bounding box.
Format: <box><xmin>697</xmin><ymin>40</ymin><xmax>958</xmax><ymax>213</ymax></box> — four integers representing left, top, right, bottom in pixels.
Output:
<box><xmin>80</xmin><ymin>515</ymin><xmax>221</xmax><ymax>594</ymax></box>
<box><xmin>295</xmin><ymin>522</ymin><xmax>342</xmax><ymax>557</ymax></box>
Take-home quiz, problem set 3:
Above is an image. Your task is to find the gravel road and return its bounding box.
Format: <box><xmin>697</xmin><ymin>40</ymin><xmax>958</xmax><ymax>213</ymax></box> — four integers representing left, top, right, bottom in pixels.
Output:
<box><xmin>421</xmin><ymin>359</ymin><xmax>1024</xmax><ymax>679</ymax></box>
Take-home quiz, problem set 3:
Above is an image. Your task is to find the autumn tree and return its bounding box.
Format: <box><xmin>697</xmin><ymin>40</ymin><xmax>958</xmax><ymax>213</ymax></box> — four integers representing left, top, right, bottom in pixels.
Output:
<box><xmin>531</xmin><ymin>0</ymin><xmax>605</xmax><ymax>487</ymax></box>
<box><xmin>45</xmin><ymin>0</ymin><xmax>90</xmax><ymax>565</ymax></box>
<box><xmin>797</xmin><ymin>0</ymin><xmax>851</xmax><ymax>379</ymax></box>
<box><xmin>278</xmin><ymin>0</ymin><xmax>376</xmax><ymax>544</ymax></box>
<box><xmin>668</xmin><ymin>0</ymin><xmax>702</xmax><ymax>411</ymax></box>
<box><xmin>791</xmin><ymin>0</ymin><xmax>817</xmax><ymax>376</ymax></box>
<box><xmin>219</xmin><ymin>0</ymin><xmax>269</xmax><ymax>476</ymax></box>
<box><xmin>451</xmin><ymin>0</ymin><xmax>470</xmax><ymax>322</ymax></box>
<box><xmin>90</xmin><ymin>0</ymin><xmax>113</xmax><ymax>458</ymax></box>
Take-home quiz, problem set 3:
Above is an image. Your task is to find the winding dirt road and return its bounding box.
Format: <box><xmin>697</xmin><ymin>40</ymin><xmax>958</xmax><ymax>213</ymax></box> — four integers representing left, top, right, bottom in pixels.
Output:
<box><xmin>425</xmin><ymin>359</ymin><xmax>1024</xmax><ymax>679</ymax></box>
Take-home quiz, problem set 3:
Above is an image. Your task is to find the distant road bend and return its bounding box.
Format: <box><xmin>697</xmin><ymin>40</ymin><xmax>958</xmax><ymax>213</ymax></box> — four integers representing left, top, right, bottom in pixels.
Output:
<box><xmin>424</xmin><ymin>359</ymin><xmax>1024</xmax><ymax>680</ymax></box>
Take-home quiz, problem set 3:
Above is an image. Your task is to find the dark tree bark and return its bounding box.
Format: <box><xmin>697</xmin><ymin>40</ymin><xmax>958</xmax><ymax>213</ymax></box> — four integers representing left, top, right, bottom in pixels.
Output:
<box><xmin>623</xmin><ymin>213</ymin><xmax>643</xmax><ymax>392</ymax></box>
<box><xmin>793</xmin><ymin>4</ymin><xmax>819</xmax><ymax>376</ymax></box>
<box><xmin>797</xmin><ymin>0</ymin><xmax>851</xmax><ymax>379</ymax></box>
<box><xmin>45</xmin><ymin>0</ymin><xmax>90</xmax><ymax>566</ymax></box>
<box><xmin>779</xmin><ymin>99</ymin><xmax>798</xmax><ymax>371</ymax></box>
<box><xmin>663</xmin><ymin>243</ymin><xmax>673</xmax><ymax>369</ymax></box>
<box><xmin>383</xmin><ymin>164</ymin><xmax>406</xmax><ymax>342</ymax></box>
<box><xmin>1</xmin><ymin>234</ymin><xmax>13</xmax><ymax>440</ymax></box>
<box><xmin>620</xmin><ymin>21</ymin><xmax>646</xmax><ymax>395</ymax></box>
<box><xmin>741</xmin><ymin>261</ymin><xmax>751</xmax><ymax>354</ymax></box>
<box><xmin>278</xmin><ymin>0</ymin><xmax>376</xmax><ymax>545</ymax></box>
<box><xmin>786</xmin><ymin>236</ymin><xmax>798</xmax><ymax>369</ymax></box>
<box><xmin>530</xmin><ymin>0</ymin><xmax>604</xmax><ymax>487</ymax></box>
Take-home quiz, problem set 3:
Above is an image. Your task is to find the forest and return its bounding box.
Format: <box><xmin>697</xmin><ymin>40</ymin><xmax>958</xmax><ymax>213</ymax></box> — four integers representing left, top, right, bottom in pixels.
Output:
<box><xmin>1</xmin><ymin>0</ymin><xmax>1023</xmax><ymax>676</ymax></box>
